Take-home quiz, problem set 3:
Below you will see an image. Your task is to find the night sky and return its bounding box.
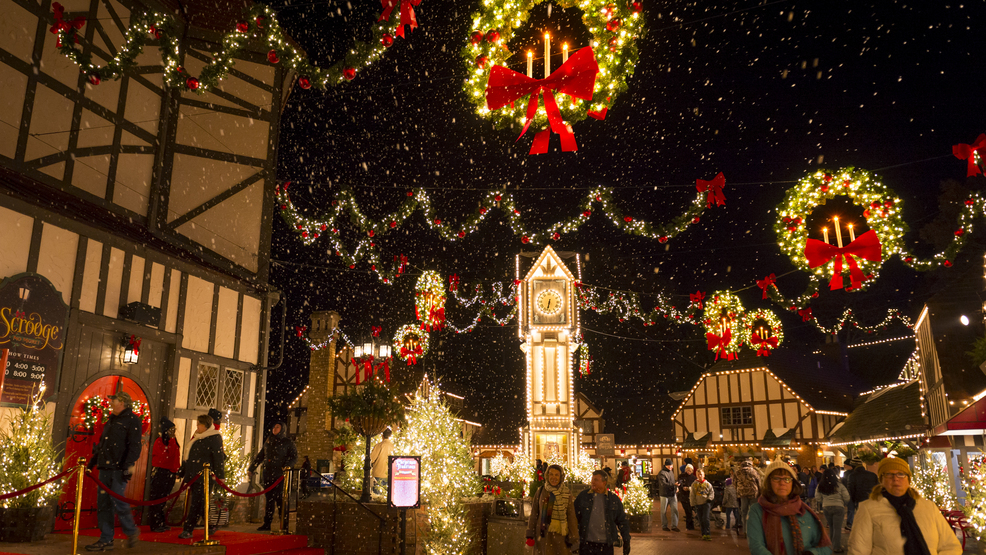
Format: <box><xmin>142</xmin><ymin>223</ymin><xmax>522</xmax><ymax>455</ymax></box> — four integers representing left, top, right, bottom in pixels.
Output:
<box><xmin>260</xmin><ymin>0</ymin><xmax>984</xmax><ymax>443</ymax></box>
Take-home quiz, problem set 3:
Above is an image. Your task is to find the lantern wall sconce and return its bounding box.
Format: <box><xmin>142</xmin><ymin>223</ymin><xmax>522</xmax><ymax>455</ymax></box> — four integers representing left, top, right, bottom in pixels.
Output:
<box><xmin>123</xmin><ymin>335</ymin><xmax>141</xmax><ymax>365</ymax></box>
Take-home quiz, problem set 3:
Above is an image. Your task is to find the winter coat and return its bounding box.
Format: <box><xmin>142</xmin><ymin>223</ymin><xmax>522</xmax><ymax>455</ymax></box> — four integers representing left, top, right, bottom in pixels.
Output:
<box><xmin>690</xmin><ymin>479</ymin><xmax>715</xmax><ymax>507</ymax></box>
<box><xmin>848</xmin><ymin>467</ymin><xmax>879</xmax><ymax>504</ymax></box>
<box><xmin>735</xmin><ymin>462</ymin><xmax>763</xmax><ymax>499</ymax></box>
<box><xmin>817</xmin><ymin>483</ymin><xmax>850</xmax><ymax>509</ymax></box>
<box><xmin>369</xmin><ymin>438</ymin><xmax>394</xmax><ymax>479</ymax></box>
<box><xmin>90</xmin><ymin>407</ymin><xmax>142</xmax><ymax>471</ymax></box>
<box><xmin>248</xmin><ymin>421</ymin><xmax>298</xmax><ymax>485</ymax></box>
<box><xmin>847</xmin><ymin>488</ymin><xmax>962</xmax><ymax>555</ymax></box>
<box><xmin>746</xmin><ymin>501</ymin><xmax>832</xmax><ymax>555</ymax></box>
<box><xmin>677</xmin><ymin>472</ymin><xmax>696</xmax><ymax>502</ymax></box>
<box><xmin>574</xmin><ymin>489</ymin><xmax>631</xmax><ymax>548</ymax></box>
<box><xmin>657</xmin><ymin>468</ymin><xmax>677</xmax><ymax>497</ymax></box>
<box><xmin>182</xmin><ymin>428</ymin><xmax>225</xmax><ymax>482</ymax></box>
<box><xmin>807</xmin><ymin>474</ymin><xmax>818</xmax><ymax>497</ymax></box>
<box><xmin>151</xmin><ymin>436</ymin><xmax>181</xmax><ymax>473</ymax></box>
<box><xmin>615</xmin><ymin>466</ymin><xmax>631</xmax><ymax>488</ymax></box>
<box><xmin>527</xmin><ymin>484</ymin><xmax>579</xmax><ymax>555</ymax></box>
<box><xmin>722</xmin><ymin>484</ymin><xmax>739</xmax><ymax>508</ymax></box>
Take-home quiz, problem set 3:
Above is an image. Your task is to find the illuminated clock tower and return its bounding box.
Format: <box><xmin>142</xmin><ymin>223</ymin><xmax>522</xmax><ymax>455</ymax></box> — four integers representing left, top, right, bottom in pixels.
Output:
<box><xmin>518</xmin><ymin>246</ymin><xmax>581</xmax><ymax>465</ymax></box>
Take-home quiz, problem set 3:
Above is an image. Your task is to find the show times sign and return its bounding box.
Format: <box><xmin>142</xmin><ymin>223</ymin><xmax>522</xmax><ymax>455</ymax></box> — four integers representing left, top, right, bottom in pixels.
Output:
<box><xmin>0</xmin><ymin>273</ymin><xmax>69</xmax><ymax>406</ymax></box>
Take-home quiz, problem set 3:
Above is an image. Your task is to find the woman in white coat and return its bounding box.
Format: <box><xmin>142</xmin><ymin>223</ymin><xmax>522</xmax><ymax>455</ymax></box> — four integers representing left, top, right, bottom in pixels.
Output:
<box><xmin>848</xmin><ymin>457</ymin><xmax>961</xmax><ymax>555</ymax></box>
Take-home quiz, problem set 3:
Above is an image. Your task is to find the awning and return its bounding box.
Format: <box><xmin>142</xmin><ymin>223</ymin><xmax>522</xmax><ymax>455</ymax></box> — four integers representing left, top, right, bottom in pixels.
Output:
<box><xmin>682</xmin><ymin>431</ymin><xmax>712</xmax><ymax>450</ymax></box>
<box><xmin>762</xmin><ymin>428</ymin><xmax>796</xmax><ymax>447</ymax></box>
<box><xmin>934</xmin><ymin>393</ymin><xmax>986</xmax><ymax>436</ymax></box>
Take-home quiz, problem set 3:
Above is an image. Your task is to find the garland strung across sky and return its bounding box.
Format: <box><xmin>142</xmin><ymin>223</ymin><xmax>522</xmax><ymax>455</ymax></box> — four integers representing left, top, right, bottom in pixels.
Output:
<box><xmin>50</xmin><ymin>1</ymin><xmax>420</xmax><ymax>92</ymax></box>
<box><xmin>275</xmin><ymin>178</ymin><xmax>721</xmax><ymax>282</ymax></box>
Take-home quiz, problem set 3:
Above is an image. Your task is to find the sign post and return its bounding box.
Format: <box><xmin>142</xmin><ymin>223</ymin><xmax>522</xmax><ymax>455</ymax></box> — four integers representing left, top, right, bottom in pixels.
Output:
<box><xmin>388</xmin><ymin>456</ymin><xmax>421</xmax><ymax>555</ymax></box>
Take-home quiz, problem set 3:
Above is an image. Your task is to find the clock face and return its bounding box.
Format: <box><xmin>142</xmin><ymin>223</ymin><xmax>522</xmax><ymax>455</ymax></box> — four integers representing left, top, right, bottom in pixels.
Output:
<box><xmin>535</xmin><ymin>289</ymin><xmax>564</xmax><ymax>316</ymax></box>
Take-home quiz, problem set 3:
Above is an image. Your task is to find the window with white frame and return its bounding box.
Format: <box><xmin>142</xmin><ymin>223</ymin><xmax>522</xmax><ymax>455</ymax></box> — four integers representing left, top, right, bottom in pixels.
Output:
<box><xmin>223</xmin><ymin>368</ymin><xmax>244</xmax><ymax>413</ymax></box>
<box><xmin>195</xmin><ymin>363</ymin><xmax>220</xmax><ymax>409</ymax></box>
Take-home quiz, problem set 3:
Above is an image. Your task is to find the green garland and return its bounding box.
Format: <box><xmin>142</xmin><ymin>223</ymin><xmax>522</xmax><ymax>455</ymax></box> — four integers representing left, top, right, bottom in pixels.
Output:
<box><xmin>276</xmin><ymin>183</ymin><xmax>708</xmax><ymax>282</ymax></box>
<box><xmin>462</xmin><ymin>0</ymin><xmax>644</xmax><ymax>130</ymax></box>
<box><xmin>51</xmin><ymin>2</ymin><xmax>412</xmax><ymax>92</ymax></box>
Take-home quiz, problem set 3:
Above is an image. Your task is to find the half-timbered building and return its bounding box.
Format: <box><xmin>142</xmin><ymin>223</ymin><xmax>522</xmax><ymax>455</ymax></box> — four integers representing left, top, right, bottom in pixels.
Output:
<box><xmin>0</xmin><ymin>0</ymin><xmax>293</xmax><ymax>525</ymax></box>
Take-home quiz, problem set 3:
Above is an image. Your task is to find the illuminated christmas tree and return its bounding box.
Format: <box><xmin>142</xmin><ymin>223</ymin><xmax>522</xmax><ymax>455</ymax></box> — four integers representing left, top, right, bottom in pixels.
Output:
<box><xmin>616</xmin><ymin>476</ymin><xmax>652</xmax><ymax>516</ymax></box>
<box><xmin>961</xmin><ymin>454</ymin><xmax>986</xmax><ymax>538</ymax></box>
<box><xmin>221</xmin><ymin>420</ymin><xmax>251</xmax><ymax>488</ymax></box>
<box><xmin>393</xmin><ymin>381</ymin><xmax>479</xmax><ymax>555</ymax></box>
<box><xmin>0</xmin><ymin>385</ymin><xmax>63</xmax><ymax>508</ymax></box>
<box><xmin>913</xmin><ymin>456</ymin><xmax>956</xmax><ymax>510</ymax></box>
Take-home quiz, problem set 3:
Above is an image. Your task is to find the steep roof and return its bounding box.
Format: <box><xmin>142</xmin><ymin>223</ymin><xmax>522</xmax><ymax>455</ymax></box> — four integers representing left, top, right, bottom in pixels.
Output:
<box><xmin>826</xmin><ymin>381</ymin><xmax>925</xmax><ymax>444</ymax></box>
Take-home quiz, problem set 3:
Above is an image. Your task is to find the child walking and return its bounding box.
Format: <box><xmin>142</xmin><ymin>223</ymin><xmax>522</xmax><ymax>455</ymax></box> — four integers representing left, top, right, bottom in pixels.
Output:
<box><xmin>690</xmin><ymin>468</ymin><xmax>716</xmax><ymax>541</ymax></box>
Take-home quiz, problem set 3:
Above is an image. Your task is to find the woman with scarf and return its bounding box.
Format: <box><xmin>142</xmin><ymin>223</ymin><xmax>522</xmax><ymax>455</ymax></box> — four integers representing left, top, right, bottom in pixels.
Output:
<box><xmin>746</xmin><ymin>459</ymin><xmax>832</xmax><ymax>555</ymax></box>
<box><xmin>526</xmin><ymin>464</ymin><xmax>579</xmax><ymax>554</ymax></box>
<box><xmin>847</xmin><ymin>457</ymin><xmax>961</xmax><ymax>555</ymax></box>
<box><xmin>147</xmin><ymin>418</ymin><xmax>181</xmax><ymax>533</ymax></box>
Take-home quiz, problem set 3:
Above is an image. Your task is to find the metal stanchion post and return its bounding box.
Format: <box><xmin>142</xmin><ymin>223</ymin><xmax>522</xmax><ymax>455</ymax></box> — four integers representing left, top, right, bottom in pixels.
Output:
<box><xmin>72</xmin><ymin>457</ymin><xmax>86</xmax><ymax>555</ymax></box>
<box><xmin>276</xmin><ymin>467</ymin><xmax>290</xmax><ymax>535</ymax></box>
<box><xmin>194</xmin><ymin>463</ymin><xmax>219</xmax><ymax>546</ymax></box>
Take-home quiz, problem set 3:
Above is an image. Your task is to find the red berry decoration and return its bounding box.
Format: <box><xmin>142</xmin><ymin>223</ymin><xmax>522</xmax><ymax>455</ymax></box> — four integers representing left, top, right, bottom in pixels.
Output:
<box><xmin>965</xmin><ymin>199</ymin><xmax>975</xmax><ymax>206</ymax></box>
<box><xmin>350</xmin><ymin>265</ymin><xmax>355</xmax><ymax>269</ymax></box>
<box><xmin>407</xmin><ymin>190</ymin><xmax>414</xmax><ymax>196</ymax></box>
<box><xmin>88</xmin><ymin>73</ymin><xmax>101</xmax><ymax>85</ymax></box>
<box><xmin>582</xmin><ymin>210</ymin><xmax>591</xmax><ymax>217</ymax></box>
<box><xmin>390</xmin><ymin>221</ymin><xmax>397</xmax><ymax>228</ymax></box>
<box><xmin>476</xmin><ymin>55</ymin><xmax>489</xmax><ymax>69</ymax></box>
<box><xmin>186</xmin><ymin>77</ymin><xmax>199</xmax><ymax>90</ymax></box>
<box><xmin>434</xmin><ymin>219</ymin><xmax>442</xmax><ymax>225</ymax></box>
<box><xmin>302</xmin><ymin>231</ymin><xmax>309</xmax><ymax>238</ymax></box>
<box><xmin>344</xmin><ymin>67</ymin><xmax>356</xmax><ymax>80</ymax></box>
<box><xmin>381</xmin><ymin>33</ymin><xmax>394</xmax><ymax>47</ymax></box>
<box><xmin>480</xmin><ymin>207</ymin><xmax>488</xmax><ymax>215</ymax></box>
<box><xmin>692</xmin><ymin>217</ymin><xmax>700</xmax><ymax>223</ymax></box>
<box><xmin>471</xmin><ymin>31</ymin><xmax>485</xmax><ymax>45</ymax></box>
<box><xmin>623</xmin><ymin>216</ymin><xmax>633</xmax><ymax>222</ymax></box>
<box><xmin>944</xmin><ymin>260</ymin><xmax>953</xmax><ymax>267</ymax></box>
<box><xmin>552</xmin><ymin>232</ymin><xmax>560</xmax><ymax>240</ymax></box>
<box><xmin>368</xmin><ymin>230</ymin><xmax>375</xmax><ymax>237</ymax></box>
<box><xmin>236</xmin><ymin>22</ymin><xmax>249</xmax><ymax>33</ymax></box>
<box><xmin>521</xmin><ymin>236</ymin><xmax>530</xmax><ymax>244</ymax></box>
<box><xmin>631</xmin><ymin>1</ymin><xmax>642</xmax><ymax>12</ymax></box>
<box><xmin>659</xmin><ymin>236</ymin><xmax>668</xmax><ymax>243</ymax></box>
<box><xmin>494</xmin><ymin>194</ymin><xmax>502</xmax><ymax>201</ymax></box>
<box><xmin>320</xmin><ymin>224</ymin><xmax>327</xmax><ymax>231</ymax></box>
<box><xmin>606</xmin><ymin>18</ymin><xmax>622</xmax><ymax>31</ymax></box>
<box><xmin>256</xmin><ymin>16</ymin><xmax>266</xmax><ymax>25</ymax></box>
<box><xmin>955</xmin><ymin>229</ymin><xmax>965</xmax><ymax>236</ymax></box>
<box><xmin>458</xmin><ymin>230</ymin><xmax>466</xmax><ymax>238</ymax></box>
<box><xmin>820</xmin><ymin>185</ymin><xmax>829</xmax><ymax>193</ymax></box>
<box><xmin>486</xmin><ymin>30</ymin><xmax>500</xmax><ymax>43</ymax></box>
<box><xmin>267</xmin><ymin>50</ymin><xmax>280</xmax><ymax>64</ymax></box>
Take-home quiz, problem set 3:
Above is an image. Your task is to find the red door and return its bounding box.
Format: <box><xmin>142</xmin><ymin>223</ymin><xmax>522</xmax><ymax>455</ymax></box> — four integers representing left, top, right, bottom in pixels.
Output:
<box><xmin>56</xmin><ymin>376</ymin><xmax>151</xmax><ymax>531</ymax></box>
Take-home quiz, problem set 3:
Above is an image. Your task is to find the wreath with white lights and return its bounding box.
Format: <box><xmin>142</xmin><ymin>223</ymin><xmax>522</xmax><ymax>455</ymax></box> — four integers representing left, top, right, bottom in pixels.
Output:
<box><xmin>738</xmin><ymin>308</ymin><xmax>784</xmax><ymax>357</ymax></box>
<box><xmin>415</xmin><ymin>271</ymin><xmax>446</xmax><ymax>332</ymax></box>
<box><xmin>51</xmin><ymin>2</ymin><xmax>417</xmax><ymax>92</ymax></box>
<box><xmin>702</xmin><ymin>291</ymin><xmax>745</xmax><ymax>358</ymax></box>
<box><xmin>393</xmin><ymin>324</ymin><xmax>430</xmax><ymax>365</ymax></box>
<box><xmin>462</xmin><ymin>0</ymin><xmax>644</xmax><ymax>130</ymax></box>
<box><xmin>81</xmin><ymin>396</ymin><xmax>152</xmax><ymax>433</ymax></box>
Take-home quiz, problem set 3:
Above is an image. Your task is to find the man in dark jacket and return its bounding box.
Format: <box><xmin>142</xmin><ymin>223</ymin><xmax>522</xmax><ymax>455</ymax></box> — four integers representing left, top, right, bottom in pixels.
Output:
<box><xmin>575</xmin><ymin>470</ymin><xmax>631</xmax><ymax>555</ymax></box>
<box><xmin>248</xmin><ymin>421</ymin><xmax>298</xmax><ymax>531</ymax></box>
<box><xmin>657</xmin><ymin>459</ymin><xmax>679</xmax><ymax>532</ymax></box>
<box><xmin>178</xmin><ymin>414</ymin><xmax>225</xmax><ymax>540</ymax></box>
<box><xmin>86</xmin><ymin>391</ymin><xmax>142</xmax><ymax>552</ymax></box>
<box><xmin>846</xmin><ymin>459</ymin><xmax>878</xmax><ymax>530</ymax></box>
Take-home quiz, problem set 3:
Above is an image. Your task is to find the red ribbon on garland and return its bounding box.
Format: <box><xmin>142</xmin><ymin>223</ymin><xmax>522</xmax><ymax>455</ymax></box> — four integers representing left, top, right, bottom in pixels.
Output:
<box><xmin>804</xmin><ymin>229</ymin><xmax>882</xmax><ymax>290</ymax></box>
<box><xmin>757</xmin><ymin>274</ymin><xmax>776</xmax><ymax>299</ymax></box>
<box><xmin>485</xmin><ymin>47</ymin><xmax>600</xmax><ymax>155</ymax></box>
<box><xmin>752</xmin><ymin>334</ymin><xmax>779</xmax><ymax>357</ymax></box>
<box><xmin>706</xmin><ymin>329</ymin><xmax>735</xmax><ymax>361</ymax></box>
<box><xmin>689</xmin><ymin>290</ymin><xmax>705</xmax><ymax>309</ymax></box>
<box><xmin>798</xmin><ymin>307</ymin><xmax>813</xmax><ymax>322</ymax></box>
<box><xmin>953</xmin><ymin>134</ymin><xmax>986</xmax><ymax>177</ymax></box>
<box><xmin>50</xmin><ymin>2</ymin><xmax>85</xmax><ymax>47</ymax></box>
<box><xmin>449</xmin><ymin>274</ymin><xmax>460</xmax><ymax>291</ymax></box>
<box><xmin>378</xmin><ymin>0</ymin><xmax>421</xmax><ymax>38</ymax></box>
<box><xmin>696</xmin><ymin>172</ymin><xmax>726</xmax><ymax>208</ymax></box>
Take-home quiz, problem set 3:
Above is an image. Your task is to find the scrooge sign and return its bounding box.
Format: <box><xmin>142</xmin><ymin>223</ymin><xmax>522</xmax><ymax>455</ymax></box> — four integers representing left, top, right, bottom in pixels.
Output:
<box><xmin>388</xmin><ymin>456</ymin><xmax>421</xmax><ymax>509</ymax></box>
<box><xmin>0</xmin><ymin>274</ymin><xmax>69</xmax><ymax>406</ymax></box>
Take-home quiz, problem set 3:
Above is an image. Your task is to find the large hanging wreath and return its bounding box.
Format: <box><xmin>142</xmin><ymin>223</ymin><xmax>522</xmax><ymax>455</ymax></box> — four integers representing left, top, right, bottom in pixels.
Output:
<box><xmin>415</xmin><ymin>271</ymin><xmax>446</xmax><ymax>331</ymax></box>
<box><xmin>738</xmin><ymin>308</ymin><xmax>784</xmax><ymax>357</ymax></box>
<box><xmin>82</xmin><ymin>396</ymin><xmax>152</xmax><ymax>435</ymax></box>
<box><xmin>462</xmin><ymin>0</ymin><xmax>644</xmax><ymax>133</ymax></box>
<box><xmin>393</xmin><ymin>325</ymin><xmax>429</xmax><ymax>365</ymax></box>
<box><xmin>702</xmin><ymin>291</ymin><xmax>745</xmax><ymax>360</ymax></box>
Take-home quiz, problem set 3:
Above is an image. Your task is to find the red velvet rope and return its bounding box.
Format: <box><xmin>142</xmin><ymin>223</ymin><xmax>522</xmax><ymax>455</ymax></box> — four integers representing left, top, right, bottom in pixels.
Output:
<box><xmin>0</xmin><ymin>468</ymin><xmax>75</xmax><ymax>500</ymax></box>
<box><xmin>213</xmin><ymin>475</ymin><xmax>284</xmax><ymax>497</ymax></box>
<box><xmin>85</xmin><ymin>472</ymin><xmax>200</xmax><ymax>506</ymax></box>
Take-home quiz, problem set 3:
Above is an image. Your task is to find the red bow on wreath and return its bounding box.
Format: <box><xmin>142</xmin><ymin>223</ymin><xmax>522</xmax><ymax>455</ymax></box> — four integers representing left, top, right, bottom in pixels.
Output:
<box><xmin>953</xmin><ymin>134</ymin><xmax>986</xmax><ymax>177</ymax></box>
<box><xmin>400</xmin><ymin>345</ymin><xmax>423</xmax><ymax>366</ymax></box>
<box><xmin>485</xmin><ymin>47</ymin><xmax>600</xmax><ymax>155</ymax></box>
<box><xmin>706</xmin><ymin>328</ymin><xmax>736</xmax><ymax>361</ymax></box>
<box><xmin>752</xmin><ymin>334</ymin><xmax>779</xmax><ymax>357</ymax></box>
<box><xmin>757</xmin><ymin>274</ymin><xmax>776</xmax><ymax>299</ymax></box>
<box><xmin>798</xmin><ymin>307</ymin><xmax>813</xmax><ymax>322</ymax></box>
<box><xmin>689</xmin><ymin>290</ymin><xmax>705</xmax><ymax>309</ymax></box>
<box><xmin>50</xmin><ymin>3</ymin><xmax>86</xmax><ymax>46</ymax></box>
<box><xmin>378</xmin><ymin>0</ymin><xmax>421</xmax><ymax>38</ymax></box>
<box><xmin>696</xmin><ymin>172</ymin><xmax>726</xmax><ymax>208</ymax></box>
<box><xmin>295</xmin><ymin>325</ymin><xmax>307</xmax><ymax>337</ymax></box>
<box><xmin>449</xmin><ymin>274</ymin><xmax>460</xmax><ymax>292</ymax></box>
<box><xmin>804</xmin><ymin>229</ymin><xmax>882</xmax><ymax>290</ymax></box>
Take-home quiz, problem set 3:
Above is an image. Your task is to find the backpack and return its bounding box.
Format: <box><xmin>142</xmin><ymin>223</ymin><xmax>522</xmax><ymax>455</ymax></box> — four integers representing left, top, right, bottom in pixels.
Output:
<box><xmin>735</xmin><ymin>466</ymin><xmax>760</xmax><ymax>498</ymax></box>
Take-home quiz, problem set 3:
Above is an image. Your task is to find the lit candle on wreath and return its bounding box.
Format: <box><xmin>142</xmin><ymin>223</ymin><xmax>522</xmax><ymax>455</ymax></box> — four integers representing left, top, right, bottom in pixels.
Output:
<box><xmin>848</xmin><ymin>223</ymin><xmax>856</xmax><ymax>242</ymax></box>
<box><xmin>833</xmin><ymin>216</ymin><xmax>843</xmax><ymax>248</ymax></box>
<box><xmin>544</xmin><ymin>32</ymin><xmax>551</xmax><ymax>76</ymax></box>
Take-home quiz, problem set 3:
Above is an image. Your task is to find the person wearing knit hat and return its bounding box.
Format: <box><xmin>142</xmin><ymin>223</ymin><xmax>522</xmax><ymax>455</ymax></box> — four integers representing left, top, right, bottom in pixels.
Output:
<box><xmin>746</xmin><ymin>459</ymin><xmax>832</xmax><ymax>555</ymax></box>
<box><xmin>208</xmin><ymin>408</ymin><xmax>222</xmax><ymax>430</ymax></box>
<box><xmin>848</xmin><ymin>457</ymin><xmax>961</xmax><ymax>555</ymax></box>
<box><xmin>657</xmin><ymin>458</ymin><xmax>679</xmax><ymax>531</ymax></box>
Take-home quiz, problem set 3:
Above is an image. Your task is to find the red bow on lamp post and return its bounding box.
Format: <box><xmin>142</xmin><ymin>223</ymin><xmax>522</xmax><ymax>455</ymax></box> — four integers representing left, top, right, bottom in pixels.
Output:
<box><xmin>378</xmin><ymin>0</ymin><xmax>421</xmax><ymax>38</ymax></box>
<box><xmin>706</xmin><ymin>328</ymin><xmax>736</xmax><ymax>361</ymax></box>
<box><xmin>953</xmin><ymin>134</ymin><xmax>986</xmax><ymax>177</ymax></box>
<box><xmin>752</xmin><ymin>334</ymin><xmax>779</xmax><ymax>357</ymax></box>
<box><xmin>757</xmin><ymin>274</ymin><xmax>776</xmax><ymax>299</ymax></box>
<box><xmin>696</xmin><ymin>172</ymin><xmax>726</xmax><ymax>208</ymax></box>
<box><xmin>371</xmin><ymin>326</ymin><xmax>382</xmax><ymax>337</ymax></box>
<box><xmin>351</xmin><ymin>356</ymin><xmax>376</xmax><ymax>384</ymax></box>
<box><xmin>128</xmin><ymin>335</ymin><xmax>141</xmax><ymax>356</ymax></box>
<box><xmin>485</xmin><ymin>47</ymin><xmax>600</xmax><ymax>155</ymax></box>
<box><xmin>689</xmin><ymin>290</ymin><xmax>705</xmax><ymax>309</ymax></box>
<box><xmin>804</xmin><ymin>229</ymin><xmax>882</xmax><ymax>290</ymax></box>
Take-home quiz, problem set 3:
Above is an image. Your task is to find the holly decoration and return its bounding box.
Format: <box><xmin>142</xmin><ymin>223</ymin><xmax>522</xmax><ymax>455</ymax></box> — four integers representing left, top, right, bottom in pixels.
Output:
<box><xmin>463</xmin><ymin>0</ymin><xmax>644</xmax><ymax>131</ymax></box>
<box><xmin>393</xmin><ymin>325</ymin><xmax>429</xmax><ymax>365</ymax></box>
<box><xmin>415</xmin><ymin>271</ymin><xmax>446</xmax><ymax>332</ymax></box>
<box><xmin>51</xmin><ymin>3</ymin><xmax>421</xmax><ymax>93</ymax></box>
<box><xmin>276</xmin><ymin>183</ymin><xmax>711</xmax><ymax>282</ymax></box>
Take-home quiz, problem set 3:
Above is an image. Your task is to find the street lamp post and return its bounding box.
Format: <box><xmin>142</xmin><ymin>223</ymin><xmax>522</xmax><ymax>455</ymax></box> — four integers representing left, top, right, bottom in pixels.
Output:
<box><xmin>353</xmin><ymin>336</ymin><xmax>392</xmax><ymax>504</ymax></box>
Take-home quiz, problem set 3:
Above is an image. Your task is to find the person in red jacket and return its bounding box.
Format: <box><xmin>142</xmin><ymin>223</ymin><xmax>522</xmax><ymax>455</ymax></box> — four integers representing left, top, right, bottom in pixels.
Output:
<box><xmin>147</xmin><ymin>418</ymin><xmax>181</xmax><ymax>533</ymax></box>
